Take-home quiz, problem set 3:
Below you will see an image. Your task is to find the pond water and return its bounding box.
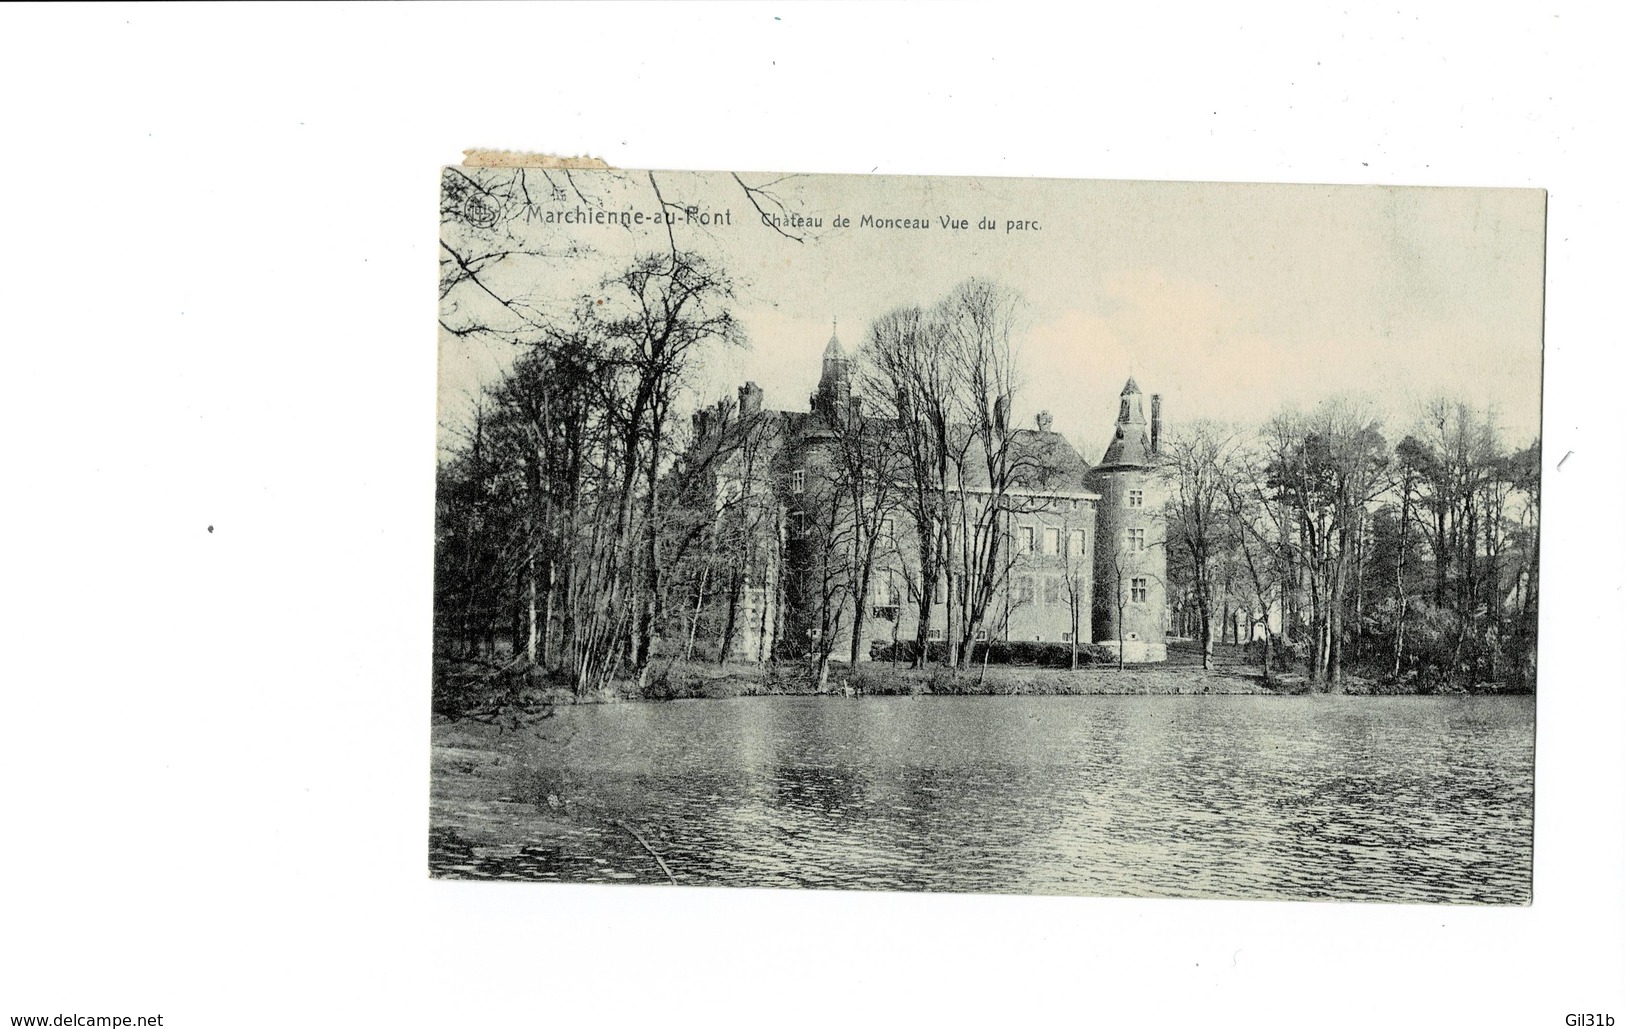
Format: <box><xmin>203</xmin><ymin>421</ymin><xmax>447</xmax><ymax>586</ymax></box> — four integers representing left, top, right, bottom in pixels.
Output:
<box><xmin>433</xmin><ymin>694</ymin><xmax>1534</xmax><ymax>904</ymax></box>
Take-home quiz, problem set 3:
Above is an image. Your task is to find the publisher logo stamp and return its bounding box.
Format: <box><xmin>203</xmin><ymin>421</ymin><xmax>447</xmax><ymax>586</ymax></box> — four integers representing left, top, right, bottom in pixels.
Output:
<box><xmin>463</xmin><ymin>194</ymin><xmax>499</xmax><ymax>229</ymax></box>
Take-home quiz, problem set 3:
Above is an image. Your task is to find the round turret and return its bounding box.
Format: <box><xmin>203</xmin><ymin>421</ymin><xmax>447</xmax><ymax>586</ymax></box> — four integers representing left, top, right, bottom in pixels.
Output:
<box><xmin>1090</xmin><ymin>377</ymin><xmax>1168</xmax><ymax>663</ymax></box>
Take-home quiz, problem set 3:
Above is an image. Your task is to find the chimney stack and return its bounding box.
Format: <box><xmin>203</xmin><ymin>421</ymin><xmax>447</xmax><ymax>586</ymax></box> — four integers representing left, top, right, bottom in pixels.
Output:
<box><xmin>1150</xmin><ymin>394</ymin><xmax>1163</xmax><ymax>455</ymax></box>
<box><xmin>738</xmin><ymin>381</ymin><xmax>763</xmax><ymax>418</ymax></box>
<box><xmin>994</xmin><ymin>395</ymin><xmax>1012</xmax><ymax>435</ymax></box>
<box><xmin>1036</xmin><ymin>410</ymin><xmax>1053</xmax><ymax>433</ymax></box>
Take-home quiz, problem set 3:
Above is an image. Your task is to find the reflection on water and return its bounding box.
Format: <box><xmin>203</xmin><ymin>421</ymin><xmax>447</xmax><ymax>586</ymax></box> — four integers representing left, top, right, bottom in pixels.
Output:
<box><xmin>433</xmin><ymin>695</ymin><xmax>1534</xmax><ymax>904</ymax></box>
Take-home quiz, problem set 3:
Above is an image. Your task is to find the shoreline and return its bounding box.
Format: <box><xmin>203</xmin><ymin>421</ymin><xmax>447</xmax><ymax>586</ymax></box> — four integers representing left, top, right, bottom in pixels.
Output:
<box><xmin>569</xmin><ymin>660</ymin><xmax>1532</xmax><ymax>703</ymax></box>
<box><xmin>436</xmin><ymin>660</ymin><xmax>1531</xmax><ymax>727</ymax></box>
<box><xmin>438</xmin><ymin>638</ymin><xmax>1530</xmax><ymax>716</ymax></box>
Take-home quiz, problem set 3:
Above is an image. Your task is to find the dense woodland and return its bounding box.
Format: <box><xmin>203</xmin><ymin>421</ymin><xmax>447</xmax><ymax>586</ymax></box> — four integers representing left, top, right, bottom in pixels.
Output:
<box><xmin>437</xmin><ymin>168</ymin><xmax>1540</xmax><ymax>700</ymax></box>
<box><xmin>1159</xmin><ymin>402</ymin><xmax>1540</xmax><ymax>691</ymax></box>
<box><xmin>436</xmin><ymin>243</ymin><xmax>1076</xmax><ymax>694</ymax></box>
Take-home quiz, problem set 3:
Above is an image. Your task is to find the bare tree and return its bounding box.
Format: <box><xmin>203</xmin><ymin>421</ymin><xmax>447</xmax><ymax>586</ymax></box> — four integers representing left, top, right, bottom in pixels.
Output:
<box><xmin>589</xmin><ymin>251</ymin><xmax>746</xmax><ymax>686</ymax></box>
<box><xmin>1214</xmin><ymin>440</ymin><xmax>1287</xmax><ymax>683</ymax></box>
<box><xmin>1056</xmin><ymin>514</ymin><xmax>1093</xmax><ymax>670</ymax></box>
<box><xmin>786</xmin><ymin>452</ymin><xmax>859</xmax><ymax>689</ymax></box>
<box><xmin>938</xmin><ymin>279</ymin><xmax>1044</xmax><ymax>668</ymax></box>
<box><xmin>829</xmin><ymin>404</ymin><xmax>908</xmax><ymax>667</ymax></box>
<box><xmin>1259</xmin><ymin>399</ymin><xmax>1388</xmax><ymax>685</ymax></box>
<box><xmin>861</xmin><ymin>305</ymin><xmax>958</xmax><ymax>668</ymax></box>
<box><xmin>1161</xmin><ymin>421</ymin><xmax>1236</xmax><ymax>671</ymax></box>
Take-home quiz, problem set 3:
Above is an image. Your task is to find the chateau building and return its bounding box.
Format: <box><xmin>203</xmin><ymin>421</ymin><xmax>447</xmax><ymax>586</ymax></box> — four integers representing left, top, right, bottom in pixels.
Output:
<box><xmin>691</xmin><ymin>329</ymin><xmax>1168</xmax><ymax>664</ymax></box>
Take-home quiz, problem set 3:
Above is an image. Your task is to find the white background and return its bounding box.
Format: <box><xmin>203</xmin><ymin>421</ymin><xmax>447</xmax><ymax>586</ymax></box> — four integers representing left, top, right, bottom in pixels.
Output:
<box><xmin>2</xmin><ymin>4</ymin><xmax>1621</xmax><ymax>1027</ymax></box>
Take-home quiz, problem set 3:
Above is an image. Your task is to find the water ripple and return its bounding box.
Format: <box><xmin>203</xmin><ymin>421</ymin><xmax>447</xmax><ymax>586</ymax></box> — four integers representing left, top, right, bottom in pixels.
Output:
<box><xmin>432</xmin><ymin>695</ymin><xmax>1533</xmax><ymax>904</ymax></box>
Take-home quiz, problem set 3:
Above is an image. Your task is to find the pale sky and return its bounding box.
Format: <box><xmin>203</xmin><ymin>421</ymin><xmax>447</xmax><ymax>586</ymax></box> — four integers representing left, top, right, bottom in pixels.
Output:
<box><xmin>439</xmin><ymin>170</ymin><xmax>1545</xmax><ymax>457</ymax></box>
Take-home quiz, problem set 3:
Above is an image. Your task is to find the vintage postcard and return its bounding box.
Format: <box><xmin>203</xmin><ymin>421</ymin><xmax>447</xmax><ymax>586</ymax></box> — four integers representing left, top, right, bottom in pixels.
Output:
<box><xmin>433</xmin><ymin>163</ymin><xmax>1542</xmax><ymax>903</ymax></box>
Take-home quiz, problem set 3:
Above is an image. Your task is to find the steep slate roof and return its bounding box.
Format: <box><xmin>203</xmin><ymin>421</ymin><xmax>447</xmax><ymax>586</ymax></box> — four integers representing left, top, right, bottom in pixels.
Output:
<box><xmin>1099</xmin><ymin>421</ymin><xmax>1155</xmax><ymax>469</ymax></box>
<box><xmin>746</xmin><ymin>407</ymin><xmax>1096</xmax><ymax>497</ymax></box>
<box><xmin>1097</xmin><ymin>375</ymin><xmax>1155</xmax><ymax>469</ymax></box>
<box><xmin>958</xmin><ymin>428</ymin><xmax>1096</xmax><ymax>494</ymax></box>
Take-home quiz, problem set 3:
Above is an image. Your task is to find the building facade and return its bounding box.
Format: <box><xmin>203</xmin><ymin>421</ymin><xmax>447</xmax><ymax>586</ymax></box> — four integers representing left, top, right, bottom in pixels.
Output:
<box><xmin>1088</xmin><ymin>377</ymin><xmax>1169</xmax><ymax>662</ymax></box>
<box><xmin>692</xmin><ymin>330</ymin><xmax>1168</xmax><ymax>664</ymax></box>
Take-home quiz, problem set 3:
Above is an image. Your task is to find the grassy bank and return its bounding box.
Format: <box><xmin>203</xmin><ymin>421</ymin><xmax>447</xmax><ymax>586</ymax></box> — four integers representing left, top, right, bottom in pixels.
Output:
<box><xmin>436</xmin><ymin>640</ymin><xmax>1526</xmax><ymax>721</ymax></box>
<box><xmin>637</xmin><ymin>659</ymin><xmax>1274</xmax><ymax>699</ymax></box>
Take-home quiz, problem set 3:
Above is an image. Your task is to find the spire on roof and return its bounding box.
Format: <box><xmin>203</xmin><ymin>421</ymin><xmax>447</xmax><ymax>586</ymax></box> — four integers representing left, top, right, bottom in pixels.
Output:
<box><xmin>823</xmin><ymin>318</ymin><xmax>845</xmax><ymax>361</ymax></box>
<box><xmin>1102</xmin><ymin>373</ymin><xmax>1153</xmax><ymax>468</ymax></box>
<box><xmin>815</xmin><ymin>319</ymin><xmax>853</xmax><ymax>418</ymax></box>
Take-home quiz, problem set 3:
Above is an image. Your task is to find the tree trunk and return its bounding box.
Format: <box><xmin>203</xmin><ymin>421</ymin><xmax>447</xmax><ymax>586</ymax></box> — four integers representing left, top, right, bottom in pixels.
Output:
<box><xmin>525</xmin><ymin>540</ymin><xmax>539</xmax><ymax>665</ymax></box>
<box><xmin>718</xmin><ymin>567</ymin><xmax>741</xmax><ymax>666</ymax></box>
<box><xmin>849</xmin><ymin>551</ymin><xmax>873</xmax><ymax>667</ymax></box>
<box><xmin>541</xmin><ymin>558</ymin><xmax>556</xmax><ymax>668</ymax></box>
<box><xmin>1117</xmin><ymin>597</ymin><xmax>1127</xmax><ymax>671</ymax></box>
<box><xmin>1070</xmin><ymin>597</ymin><xmax>1079</xmax><ymax>670</ymax></box>
<box><xmin>684</xmin><ymin>565</ymin><xmax>708</xmax><ymax>662</ymax></box>
<box><xmin>911</xmin><ymin>519</ymin><xmax>936</xmax><ymax>669</ymax></box>
<box><xmin>890</xmin><ymin>607</ymin><xmax>900</xmax><ymax>671</ymax></box>
<box><xmin>912</xmin><ymin>583</ymin><xmax>933</xmax><ymax>669</ymax></box>
<box><xmin>1199</xmin><ymin>595</ymin><xmax>1213</xmax><ymax>671</ymax></box>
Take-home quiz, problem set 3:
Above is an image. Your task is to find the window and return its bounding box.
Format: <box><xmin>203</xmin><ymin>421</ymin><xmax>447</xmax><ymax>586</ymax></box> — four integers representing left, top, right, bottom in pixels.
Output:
<box><xmin>927</xmin><ymin>628</ymin><xmax>943</xmax><ymax>640</ymax></box>
<box><xmin>1070</xmin><ymin>499</ymin><xmax>1080</xmax><ymax>511</ymax></box>
<box><xmin>1033</xmin><ymin>635</ymin><xmax>1043</xmax><ymax>642</ymax></box>
<box><xmin>1043</xmin><ymin>577</ymin><xmax>1061</xmax><ymax>606</ymax></box>
<box><xmin>1042</xmin><ymin>527</ymin><xmax>1060</xmax><ymax>556</ymax></box>
<box><xmin>974</xmin><ymin>628</ymin><xmax>988</xmax><ymax>641</ymax></box>
<box><xmin>1062</xmin><ymin>632</ymin><xmax>1073</xmax><ymax>643</ymax></box>
<box><xmin>1016</xmin><ymin>575</ymin><xmax>1035</xmax><ymax>605</ymax></box>
<box><xmin>1128</xmin><ymin>489</ymin><xmax>1144</xmax><ymax>508</ymax></box>
<box><xmin>789</xmin><ymin>510</ymin><xmax>805</xmax><ymax>534</ymax></box>
<box><xmin>1018</xmin><ymin>525</ymin><xmax>1035</xmax><ymax>554</ymax></box>
<box><xmin>1068</xmin><ymin>529</ymin><xmax>1085</xmax><ymax>560</ymax></box>
<box><xmin>790</xmin><ymin>468</ymin><xmax>806</xmax><ymax>494</ymax></box>
<box><xmin>1127</xmin><ymin>528</ymin><xmax>1146</xmax><ymax>551</ymax></box>
<box><xmin>1131</xmin><ymin>577</ymin><xmax>1148</xmax><ymax>603</ymax></box>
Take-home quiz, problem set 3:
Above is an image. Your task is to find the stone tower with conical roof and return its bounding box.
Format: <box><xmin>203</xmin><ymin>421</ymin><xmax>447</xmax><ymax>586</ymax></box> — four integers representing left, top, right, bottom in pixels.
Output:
<box><xmin>811</xmin><ymin>323</ymin><xmax>853</xmax><ymax>420</ymax></box>
<box><xmin>1089</xmin><ymin>376</ymin><xmax>1168</xmax><ymax>662</ymax></box>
